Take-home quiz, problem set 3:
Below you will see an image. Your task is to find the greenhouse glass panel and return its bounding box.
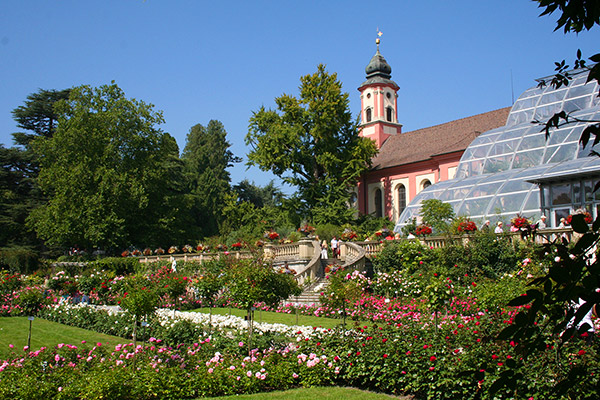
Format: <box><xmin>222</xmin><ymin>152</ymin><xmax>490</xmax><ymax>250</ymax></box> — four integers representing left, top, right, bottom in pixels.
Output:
<box><xmin>547</xmin><ymin>127</ymin><xmax>575</xmax><ymax>146</ymax></box>
<box><xmin>457</xmin><ymin>196</ymin><xmax>493</xmax><ymax>216</ymax></box>
<box><xmin>538</xmin><ymin>89</ymin><xmax>567</xmax><ymax>106</ymax></box>
<box><xmin>489</xmin><ymin>139</ymin><xmax>520</xmax><ymax>156</ymax></box>
<box><xmin>567</xmin><ymin>82</ymin><xmax>596</xmax><ymax>99</ymax></box>
<box><xmin>564</xmin><ymin>97</ymin><xmax>593</xmax><ymax>113</ymax></box>
<box><xmin>488</xmin><ymin>193</ymin><xmax>526</xmax><ymax>215</ymax></box>
<box><xmin>483</xmin><ymin>155</ymin><xmax>513</xmax><ymax>174</ymax></box>
<box><xmin>512</xmin><ymin>96</ymin><xmax>537</xmax><ymax>111</ymax></box>
<box><xmin>497</xmin><ymin>178</ymin><xmax>535</xmax><ymax>194</ymax></box>
<box><xmin>516</xmin><ymin>132</ymin><xmax>545</xmax><ymax>151</ymax></box>
<box><xmin>535</xmin><ymin>104</ymin><xmax>564</xmax><ymax>121</ymax></box>
<box><xmin>396</xmin><ymin>67</ymin><xmax>600</xmax><ymax>233</ymax></box>
<box><xmin>507</xmin><ymin>110</ymin><xmax>534</xmax><ymax>126</ymax></box>
<box><xmin>523</xmin><ymin>190</ymin><xmax>541</xmax><ymax>214</ymax></box>
<box><xmin>512</xmin><ymin>149</ymin><xmax>543</xmax><ymax>169</ymax></box>
<box><xmin>544</xmin><ymin>143</ymin><xmax>578</xmax><ymax>164</ymax></box>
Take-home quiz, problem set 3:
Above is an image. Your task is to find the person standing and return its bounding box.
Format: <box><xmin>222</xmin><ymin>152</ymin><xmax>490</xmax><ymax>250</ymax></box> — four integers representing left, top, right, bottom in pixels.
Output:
<box><xmin>494</xmin><ymin>221</ymin><xmax>504</xmax><ymax>234</ymax></box>
<box><xmin>536</xmin><ymin>215</ymin><xmax>547</xmax><ymax>229</ymax></box>
<box><xmin>330</xmin><ymin>236</ymin><xmax>339</xmax><ymax>258</ymax></box>
<box><xmin>321</xmin><ymin>240</ymin><xmax>328</xmax><ymax>259</ymax></box>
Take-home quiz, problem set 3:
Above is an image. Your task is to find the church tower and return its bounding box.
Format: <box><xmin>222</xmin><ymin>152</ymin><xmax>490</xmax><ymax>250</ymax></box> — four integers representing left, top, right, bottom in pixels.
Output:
<box><xmin>358</xmin><ymin>37</ymin><xmax>402</xmax><ymax>149</ymax></box>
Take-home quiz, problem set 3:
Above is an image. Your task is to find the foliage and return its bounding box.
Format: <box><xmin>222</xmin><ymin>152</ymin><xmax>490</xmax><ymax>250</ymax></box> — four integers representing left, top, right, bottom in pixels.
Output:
<box><xmin>494</xmin><ymin>213</ymin><xmax>600</xmax><ymax>396</ymax></box>
<box><xmin>192</xmin><ymin>260</ymin><xmax>225</xmax><ymax>306</ymax></box>
<box><xmin>13</xmin><ymin>287</ymin><xmax>48</xmax><ymax>316</ymax></box>
<box><xmin>226</xmin><ymin>259</ymin><xmax>301</xmax><ymax>311</ymax></box>
<box><xmin>371</xmin><ymin>240</ymin><xmax>431</xmax><ymax>274</ymax></box>
<box><xmin>320</xmin><ymin>269</ymin><xmax>367</xmax><ymax>324</ymax></box>
<box><xmin>28</xmin><ymin>82</ymin><xmax>183</xmax><ymax>250</ymax></box>
<box><xmin>181</xmin><ymin>120</ymin><xmax>241</xmax><ymax>238</ymax></box>
<box><xmin>246</xmin><ymin>64</ymin><xmax>378</xmax><ymax>223</ymax></box>
<box><xmin>89</xmin><ymin>257</ymin><xmax>139</xmax><ymax>276</ymax></box>
<box><xmin>400</xmin><ymin>217</ymin><xmax>417</xmax><ymax>237</ymax></box>
<box><xmin>118</xmin><ymin>275</ymin><xmax>159</xmax><ymax>319</ymax></box>
<box><xmin>419</xmin><ymin>199</ymin><xmax>454</xmax><ymax>235</ymax></box>
<box><xmin>0</xmin><ymin>247</ymin><xmax>40</xmax><ymax>274</ymax></box>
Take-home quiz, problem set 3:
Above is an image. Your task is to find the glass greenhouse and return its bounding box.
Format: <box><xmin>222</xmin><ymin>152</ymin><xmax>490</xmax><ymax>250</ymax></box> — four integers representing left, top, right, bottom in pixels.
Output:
<box><xmin>395</xmin><ymin>68</ymin><xmax>600</xmax><ymax>231</ymax></box>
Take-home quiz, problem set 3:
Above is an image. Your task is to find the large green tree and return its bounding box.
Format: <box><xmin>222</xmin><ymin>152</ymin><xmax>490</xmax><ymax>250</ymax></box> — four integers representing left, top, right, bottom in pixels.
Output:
<box><xmin>29</xmin><ymin>82</ymin><xmax>182</xmax><ymax>251</ymax></box>
<box><xmin>181</xmin><ymin>120</ymin><xmax>240</xmax><ymax>238</ymax></box>
<box><xmin>246</xmin><ymin>64</ymin><xmax>378</xmax><ymax>224</ymax></box>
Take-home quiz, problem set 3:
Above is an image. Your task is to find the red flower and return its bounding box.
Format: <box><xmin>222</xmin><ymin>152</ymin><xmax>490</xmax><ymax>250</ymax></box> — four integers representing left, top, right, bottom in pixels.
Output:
<box><xmin>429</xmin><ymin>356</ymin><xmax>436</xmax><ymax>362</ymax></box>
<box><xmin>578</xmin><ymin>349</ymin><xmax>586</xmax><ymax>356</ymax></box>
<box><xmin>383</xmin><ymin>354</ymin><xmax>388</xmax><ymax>358</ymax></box>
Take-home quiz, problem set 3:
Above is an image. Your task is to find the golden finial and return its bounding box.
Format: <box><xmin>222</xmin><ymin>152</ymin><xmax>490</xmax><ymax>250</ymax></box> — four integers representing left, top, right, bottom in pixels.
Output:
<box><xmin>376</xmin><ymin>29</ymin><xmax>382</xmax><ymax>50</ymax></box>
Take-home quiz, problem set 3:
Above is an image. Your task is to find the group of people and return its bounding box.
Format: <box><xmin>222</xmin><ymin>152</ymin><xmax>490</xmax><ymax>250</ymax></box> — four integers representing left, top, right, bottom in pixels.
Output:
<box><xmin>481</xmin><ymin>215</ymin><xmax>552</xmax><ymax>234</ymax></box>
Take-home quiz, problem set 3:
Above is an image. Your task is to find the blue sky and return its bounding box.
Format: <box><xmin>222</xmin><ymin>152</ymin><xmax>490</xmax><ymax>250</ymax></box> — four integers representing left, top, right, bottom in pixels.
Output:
<box><xmin>1</xmin><ymin>1</ymin><xmax>598</xmax><ymax>190</ymax></box>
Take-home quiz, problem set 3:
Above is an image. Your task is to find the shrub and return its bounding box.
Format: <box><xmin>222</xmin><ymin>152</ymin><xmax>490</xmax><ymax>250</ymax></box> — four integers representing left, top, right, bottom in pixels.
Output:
<box><xmin>0</xmin><ymin>247</ymin><xmax>40</xmax><ymax>274</ymax></box>
<box><xmin>90</xmin><ymin>257</ymin><xmax>138</xmax><ymax>275</ymax></box>
<box><xmin>372</xmin><ymin>240</ymin><xmax>432</xmax><ymax>274</ymax></box>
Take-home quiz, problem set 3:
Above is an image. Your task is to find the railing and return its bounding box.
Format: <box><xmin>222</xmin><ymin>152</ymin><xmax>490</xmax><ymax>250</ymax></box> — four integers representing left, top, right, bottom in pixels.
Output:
<box><xmin>339</xmin><ymin>241</ymin><xmax>366</xmax><ymax>272</ymax></box>
<box><xmin>287</xmin><ymin>239</ymin><xmax>321</xmax><ymax>286</ymax></box>
<box><xmin>265</xmin><ymin>242</ymin><xmax>300</xmax><ymax>260</ymax></box>
<box><xmin>351</xmin><ymin>228</ymin><xmax>575</xmax><ymax>253</ymax></box>
<box><xmin>138</xmin><ymin>251</ymin><xmax>253</xmax><ymax>264</ymax></box>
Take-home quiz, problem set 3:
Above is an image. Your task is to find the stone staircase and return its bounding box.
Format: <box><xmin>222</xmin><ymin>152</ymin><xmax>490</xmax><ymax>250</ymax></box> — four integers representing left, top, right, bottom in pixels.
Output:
<box><xmin>285</xmin><ymin>258</ymin><xmax>339</xmax><ymax>306</ymax></box>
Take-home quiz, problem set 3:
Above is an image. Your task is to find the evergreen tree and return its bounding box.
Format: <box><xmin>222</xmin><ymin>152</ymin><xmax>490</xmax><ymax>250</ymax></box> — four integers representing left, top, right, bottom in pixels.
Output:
<box><xmin>181</xmin><ymin>120</ymin><xmax>240</xmax><ymax>237</ymax></box>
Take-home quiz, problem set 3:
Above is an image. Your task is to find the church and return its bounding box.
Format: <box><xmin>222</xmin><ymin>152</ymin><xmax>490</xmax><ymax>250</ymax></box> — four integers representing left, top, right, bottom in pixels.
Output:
<box><xmin>354</xmin><ymin>39</ymin><xmax>510</xmax><ymax>223</ymax></box>
<box><xmin>355</xmin><ymin>39</ymin><xmax>600</xmax><ymax>230</ymax></box>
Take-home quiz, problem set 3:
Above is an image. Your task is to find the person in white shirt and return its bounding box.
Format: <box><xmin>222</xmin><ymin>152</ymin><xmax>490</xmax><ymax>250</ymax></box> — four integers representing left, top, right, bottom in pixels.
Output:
<box><xmin>536</xmin><ymin>215</ymin><xmax>547</xmax><ymax>229</ymax></box>
<box><xmin>330</xmin><ymin>237</ymin><xmax>339</xmax><ymax>258</ymax></box>
<box><xmin>494</xmin><ymin>221</ymin><xmax>504</xmax><ymax>234</ymax></box>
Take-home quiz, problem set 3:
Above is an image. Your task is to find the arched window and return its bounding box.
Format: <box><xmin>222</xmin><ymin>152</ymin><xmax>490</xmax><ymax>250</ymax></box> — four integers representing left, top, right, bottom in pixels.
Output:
<box><xmin>374</xmin><ymin>188</ymin><xmax>383</xmax><ymax>218</ymax></box>
<box><xmin>386</xmin><ymin>107</ymin><xmax>393</xmax><ymax>122</ymax></box>
<box><xmin>397</xmin><ymin>184</ymin><xmax>406</xmax><ymax>215</ymax></box>
<box><xmin>422</xmin><ymin>180</ymin><xmax>431</xmax><ymax>190</ymax></box>
<box><xmin>366</xmin><ymin>108</ymin><xmax>372</xmax><ymax>123</ymax></box>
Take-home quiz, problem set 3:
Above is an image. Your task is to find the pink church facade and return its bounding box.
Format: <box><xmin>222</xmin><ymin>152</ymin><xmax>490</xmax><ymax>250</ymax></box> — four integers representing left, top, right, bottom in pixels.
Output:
<box><xmin>355</xmin><ymin>42</ymin><xmax>510</xmax><ymax>222</ymax></box>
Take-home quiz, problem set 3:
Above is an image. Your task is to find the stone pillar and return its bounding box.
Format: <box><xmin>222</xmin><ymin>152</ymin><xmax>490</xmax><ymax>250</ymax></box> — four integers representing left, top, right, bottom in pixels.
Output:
<box><xmin>264</xmin><ymin>244</ymin><xmax>275</xmax><ymax>260</ymax></box>
<box><xmin>298</xmin><ymin>239</ymin><xmax>314</xmax><ymax>259</ymax></box>
<box><xmin>339</xmin><ymin>242</ymin><xmax>348</xmax><ymax>261</ymax></box>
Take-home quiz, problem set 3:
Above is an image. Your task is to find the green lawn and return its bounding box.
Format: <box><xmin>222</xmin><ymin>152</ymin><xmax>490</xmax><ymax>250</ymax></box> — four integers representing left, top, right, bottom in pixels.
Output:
<box><xmin>189</xmin><ymin>307</ymin><xmax>364</xmax><ymax>330</ymax></box>
<box><xmin>0</xmin><ymin>317</ymin><xmax>125</xmax><ymax>358</ymax></box>
<box><xmin>204</xmin><ymin>386</ymin><xmax>410</xmax><ymax>399</ymax></box>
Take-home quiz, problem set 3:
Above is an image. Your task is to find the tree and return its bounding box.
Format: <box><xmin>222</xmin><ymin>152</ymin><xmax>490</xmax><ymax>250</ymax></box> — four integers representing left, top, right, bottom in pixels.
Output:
<box><xmin>0</xmin><ymin>89</ymin><xmax>71</xmax><ymax>251</ymax></box>
<box><xmin>233</xmin><ymin>179</ymin><xmax>285</xmax><ymax>208</ymax></box>
<box><xmin>0</xmin><ymin>145</ymin><xmax>39</xmax><ymax>248</ymax></box>
<box><xmin>246</xmin><ymin>64</ymin><xmax>378</xmax><ymax>224</ymax></box>
<box><xmin>11</xmin><ymin>89</ymin><xmax>71</xmax><ymax>149</ymax></box>
<box><xmin>29</xmin><ymin>82</ymin><xmax>182</xmax><ymax>251</ymax></box>
<box><xmin>226</xmin><ymin>257</ymin><xmax>300</xmax><ymax>352</ymax></box>
<box><xmin>419</xmin><ymin>199</ymin><xmax>455</xmax><ymax>235</ymax></box>
<box><xmin>181</xmin><ymin>120</ymin><xmax>240</xmax><ymax>238</ymax></box>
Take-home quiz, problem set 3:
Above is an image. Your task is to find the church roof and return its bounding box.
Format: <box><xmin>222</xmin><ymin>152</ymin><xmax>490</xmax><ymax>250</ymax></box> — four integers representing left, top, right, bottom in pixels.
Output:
<box><xmin>370</xmin><ymin>107</ymin><xmax>511</xmax><ymax>170</ymax></box>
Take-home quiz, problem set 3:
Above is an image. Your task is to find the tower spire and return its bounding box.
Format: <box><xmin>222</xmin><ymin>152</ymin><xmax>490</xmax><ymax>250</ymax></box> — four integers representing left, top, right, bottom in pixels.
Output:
<box><xmin>357</xmin><ymin>30</ymin><xmax>402</xmax><ymax>149</ymax></box>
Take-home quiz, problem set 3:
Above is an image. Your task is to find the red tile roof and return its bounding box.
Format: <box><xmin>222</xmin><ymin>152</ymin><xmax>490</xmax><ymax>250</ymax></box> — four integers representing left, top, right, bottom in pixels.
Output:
<box><xmin>370</xmin><ymin>107</ymin><xmax>511</xmax><ymax>170</ymax></box>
